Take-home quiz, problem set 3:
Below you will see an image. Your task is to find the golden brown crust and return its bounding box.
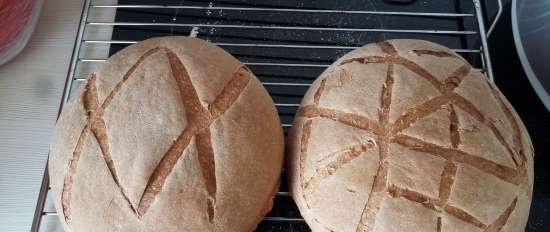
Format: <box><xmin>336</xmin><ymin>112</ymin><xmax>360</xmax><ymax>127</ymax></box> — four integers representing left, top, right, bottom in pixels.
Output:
<box><xmin>288</xmin><ymin>39</ymin><xmax>533</xmax><ymax>232</ymax></box>
<box><xmin>49</xmin><ymin>37</ymin><xmax>284</xmax><ymax>231</ymax></box>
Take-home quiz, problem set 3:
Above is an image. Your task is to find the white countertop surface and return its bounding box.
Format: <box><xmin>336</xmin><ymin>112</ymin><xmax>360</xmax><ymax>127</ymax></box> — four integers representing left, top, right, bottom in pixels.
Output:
<box><xmin>0</xmin><ymin>0</ymin><xmax>84</xmax><ymax>231</ymax></box>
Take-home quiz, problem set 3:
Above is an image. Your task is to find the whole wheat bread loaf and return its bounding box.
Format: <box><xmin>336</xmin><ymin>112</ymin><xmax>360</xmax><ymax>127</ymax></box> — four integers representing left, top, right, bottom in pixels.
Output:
<box><xmin>48</xmin><ymin>37</ymin><xmax>284</xmax><ymax>232</ymax></box>
<box><xmin>287</xmin><ymin>39</ymin><xmax>533</xmax><ymax>232</ymax></box>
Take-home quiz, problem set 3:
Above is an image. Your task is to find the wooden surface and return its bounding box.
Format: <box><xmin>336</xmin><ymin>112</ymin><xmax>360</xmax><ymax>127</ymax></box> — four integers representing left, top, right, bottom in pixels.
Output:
<box><xmin>0</xmin><ymin>0</ymin><xmax>84</xmax><ymax>231</ymax></box>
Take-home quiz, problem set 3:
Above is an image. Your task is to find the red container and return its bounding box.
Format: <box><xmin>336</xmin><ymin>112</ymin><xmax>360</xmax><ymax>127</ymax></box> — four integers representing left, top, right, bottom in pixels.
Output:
<box><xmin>0</xmin><ymin>0</ymin><xmax>43</xmax><ymax>66</ymax></box>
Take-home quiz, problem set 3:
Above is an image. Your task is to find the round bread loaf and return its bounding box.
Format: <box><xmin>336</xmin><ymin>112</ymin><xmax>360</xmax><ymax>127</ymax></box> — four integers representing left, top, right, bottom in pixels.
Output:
<box><xmin>49</xmin><ymin>37</ymin><xmax>284</xmax><ymax>232</ymax></box>
<box><xmin>287</xmin><ymin>39</ymin><xmax>533</xmax><ymax>232</ymax></box>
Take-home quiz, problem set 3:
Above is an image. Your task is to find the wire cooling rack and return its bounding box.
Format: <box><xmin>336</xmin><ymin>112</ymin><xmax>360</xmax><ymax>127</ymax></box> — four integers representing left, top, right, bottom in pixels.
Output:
<box><xmin>32</xmin><ymin>0</ymin><xmax>502</xmax><ymax>231</ymax></box>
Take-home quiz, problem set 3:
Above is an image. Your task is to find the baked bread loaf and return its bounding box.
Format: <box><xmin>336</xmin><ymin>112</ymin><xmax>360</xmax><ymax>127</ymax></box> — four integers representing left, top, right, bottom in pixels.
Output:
<box><xmin>49</xmin><ymin>37</ymin><xmax>284</xmax><ymax>232</ymax></box>
<box><xmin>287</xmin><ymin>39</ymin><xmax>533</xmax><ymax>232</ymax></box>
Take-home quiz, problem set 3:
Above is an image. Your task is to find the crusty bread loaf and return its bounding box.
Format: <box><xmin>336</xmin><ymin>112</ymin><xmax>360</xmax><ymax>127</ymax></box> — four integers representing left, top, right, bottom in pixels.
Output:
<box><xmin>48</xmin><ymin>37</ymin><xmax>284</xmax><ymax>232</ymax></box>
<box><xmin>287</xmin><ymin>39</ymin><xmax>533</xmax><ymax>232</ymax></box>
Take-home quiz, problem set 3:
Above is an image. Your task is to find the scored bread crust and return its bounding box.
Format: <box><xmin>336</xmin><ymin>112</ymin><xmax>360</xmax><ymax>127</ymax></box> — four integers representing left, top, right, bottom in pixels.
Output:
<box><xmin>287</xmin><ymin>39</ymin><xmax>534</xmax><ymax>232</ymax></box>
<box><xmin>48</xmin><ymin>37</ymin><xmax>284</xmax><ymax>232</ymax></box>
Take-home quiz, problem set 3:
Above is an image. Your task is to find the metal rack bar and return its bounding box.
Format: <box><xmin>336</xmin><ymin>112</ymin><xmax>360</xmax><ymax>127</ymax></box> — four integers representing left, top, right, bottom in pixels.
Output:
<box><xmin>90</xmin><ymin>4</ymin><xmax>475</xmax><ymax>17</ymax></box>
<box><xmin>274</xmin><ymin>103</ymin><xmax>300</xmax><ymax>107</ymax></box>
<box><xmin>487</xmin><ymin>0</ymin><xmax>503</xmax><ymax>36</ymax></box>
<box><xmin>63</xmin><ymin>0</ymin><xmax>92</xmax><ymax>105</ymax></box>
<box><xmin>42</xmin><ymin>212</ymin><xmax>58</xmax><ymax>216</ymax></box>
<box><xmin>83</xmin><ymin>40</ymin><xmax>483</xmax><ymax>53</ymax></box>
<box><xmin>72</xmin><ymin>74</ymin><xmax>314</xmax><ymax>88</ymax></box>
<box><xmin>30</xmin><ymin>165</ymin><xmax>50</xmax><ymax>232</ymax></box>
<box><xmin>276</xmin><ymin>192</ymin><xmax>291</xmax><ymax>196</ymax></box>
<box><xmin>87</xmin><ymin>22</ymin><xmax>479</xmax><ymax>34</ymax></box>
<box><xmin>77</xmin><ymin>59</ymin><xmax>331</xmax><ymax>67</ymax></box>
<box><xmin>76</xmin><ymin>59</ymin><xmax>486</xmax><ymax>73</ymax></box>
<box><xmin>473</xmin><ymin>0</ymin><xmax>495</xmax><ymax>82</ymax></box>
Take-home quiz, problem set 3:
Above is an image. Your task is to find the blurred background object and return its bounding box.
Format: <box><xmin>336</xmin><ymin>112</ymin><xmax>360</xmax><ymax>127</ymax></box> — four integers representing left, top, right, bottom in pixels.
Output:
<box><xmin>488</xmin><ymin>1</ymin><xmax>550</xmax><ymax>231</ymax></box>
<box><xmin>512</xmin><ymin>0</ymin><xmax>550</xmax><ymax>111</ymax></box>
<box><xmin>0</xmin><ymin>0</ymin><xmax>44</xmax><ymax>66</ymax></box>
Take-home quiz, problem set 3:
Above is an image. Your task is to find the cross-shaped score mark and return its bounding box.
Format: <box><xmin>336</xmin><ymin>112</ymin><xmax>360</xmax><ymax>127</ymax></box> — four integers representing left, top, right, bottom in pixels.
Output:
<box><xmin>296</xmin><ymin>41</ymin><xmax>528</xmax><ymax>232</ymax></box>
<box><xmin>60</xmin><ymin>46</ymin><xmax>251</xmax><ymax>226</ymax></box>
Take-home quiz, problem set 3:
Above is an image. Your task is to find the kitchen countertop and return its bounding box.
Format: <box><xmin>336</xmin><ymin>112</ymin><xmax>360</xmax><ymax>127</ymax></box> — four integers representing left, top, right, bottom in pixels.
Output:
<box><xmin>0</xmin><ymin>0</ymin><xmax>84</xmax><ymax>231</ymax></box>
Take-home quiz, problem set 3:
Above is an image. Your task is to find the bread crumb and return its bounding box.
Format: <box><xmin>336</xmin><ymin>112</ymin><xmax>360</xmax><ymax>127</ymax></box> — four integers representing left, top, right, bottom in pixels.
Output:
<box><xmin>346</xmin><ymin>188</ymin><xmax>356</xmax><ymax>193</ymax></box>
